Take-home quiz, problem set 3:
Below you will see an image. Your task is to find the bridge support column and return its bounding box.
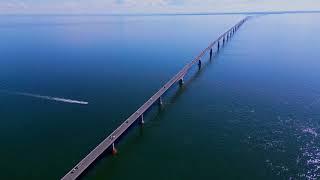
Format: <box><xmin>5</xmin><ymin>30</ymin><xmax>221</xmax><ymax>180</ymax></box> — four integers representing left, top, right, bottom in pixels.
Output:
<box><xmin>198</xmin><ymin>59</ymin><xmax>202</xmax><ymax>68</ymax></box>
<box><xmin>159</xmin><ymin>97</ymin><xmax>163</xmax><ymax>106</ymax></box>
<box><xmin>179</xmin><ymin>78</ymin><xmax>184</xmax><ymax>86</ymax></box>
<box><xmin>209</xmin><ymin>48</ymin><xmax>213</xmax><ymax>59</ymax></box>
<box><xmin>141</xmin><ymin>114</ymin><xmax>144</xmax><ymax>124</ymax></box>
<box><xmin>217</xmin><ymin>42</ymin><xmax>220</xmax><ymax>51</ymax></box>
<box><xmin>112</xmin><ymin>143</ymin><xmax>117</xmax><ymax>155</ymax></box>
<box><xmin>223</xmin><ymin>37</ymin><xmax>225</xmax><ymax>45</ymax></box>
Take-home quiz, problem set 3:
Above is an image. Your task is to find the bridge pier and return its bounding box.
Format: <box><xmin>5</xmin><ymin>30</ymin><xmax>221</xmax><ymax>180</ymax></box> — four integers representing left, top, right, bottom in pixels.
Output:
<box><xmin>112</xmin><ymin>143</ymin><xmax>117</xmax><ymax>155</ymax></box>
<box><xmin>223</xmin><ymin>37</ymin><xmax>225</xmax><ymax>45</ymax></box>
<box><xmin>159</xmin><ymin>97</ymin><xmax>163</xmax><ymax>106</ymax></box>
<box><xmin>198</xmin><ymin>59</ymin><xmax>202</xmax><ymax>68</ymax></box>
<box><xmin>210</xmin><ymin>48</ymin><xmax>213</xmax><ymax>59</ymax></box>
<box><xmin>217</xmin><ymin>41</ymin><xmax>220</xmax><ymax>51</ymax></box>
<box><xmin>140</xmin><ymin>114</ymin><xmax>144</xmax><ymax>124</ymax></box>
<box><xmin>179</xmin><ymin>78</ymin><xmax>184</xmax><ymax>86</ymax></box>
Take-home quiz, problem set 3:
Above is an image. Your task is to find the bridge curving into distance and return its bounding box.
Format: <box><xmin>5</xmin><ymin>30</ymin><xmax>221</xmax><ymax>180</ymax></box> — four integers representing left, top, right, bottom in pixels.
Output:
<box><xmin>61</xmin><ymin>16</ymin><xmax>250</xmax><ymax>180</ymax></box>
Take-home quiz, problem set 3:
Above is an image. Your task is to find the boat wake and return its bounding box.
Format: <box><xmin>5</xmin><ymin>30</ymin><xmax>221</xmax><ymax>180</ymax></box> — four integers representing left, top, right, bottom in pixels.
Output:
<box><xmin>0</xmin><ymin>90</ymin><xmax>88</xmax><ymax>105</ymax></box>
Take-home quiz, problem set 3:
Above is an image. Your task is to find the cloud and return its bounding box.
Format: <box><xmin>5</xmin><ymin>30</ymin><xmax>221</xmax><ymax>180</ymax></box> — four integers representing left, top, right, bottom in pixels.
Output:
<box><xmin>0</xmin><ymin>0</ymin><xmax>319</xmax><ymax>14</ymax></box>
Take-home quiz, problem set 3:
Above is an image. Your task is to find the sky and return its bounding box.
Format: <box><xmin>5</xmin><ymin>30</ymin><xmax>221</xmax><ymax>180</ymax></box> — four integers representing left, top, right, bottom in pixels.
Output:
<box><xmin>0</xmin><ymin>0</ymin><xmax>319</xmax><ymax>14</ymax></box>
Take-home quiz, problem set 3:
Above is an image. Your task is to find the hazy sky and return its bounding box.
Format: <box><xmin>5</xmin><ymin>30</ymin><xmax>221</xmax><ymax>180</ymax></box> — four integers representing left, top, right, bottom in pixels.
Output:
<box><xmin>0</xmin><ymin>0</ymin><xmax>319</xmax><ymax>14</ymax></box>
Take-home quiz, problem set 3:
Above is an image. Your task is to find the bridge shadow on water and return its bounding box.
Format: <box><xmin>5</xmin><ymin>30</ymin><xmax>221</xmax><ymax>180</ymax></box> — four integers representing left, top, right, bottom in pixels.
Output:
<box><xmin>134</xmin><ymin>49</ymin><xmax>223</xmax><ymax>125</ymax></box>
<box><xmin>169</xmin><ymin>54</ymin><xmax>219</xmax><ymax>104</ymax></box>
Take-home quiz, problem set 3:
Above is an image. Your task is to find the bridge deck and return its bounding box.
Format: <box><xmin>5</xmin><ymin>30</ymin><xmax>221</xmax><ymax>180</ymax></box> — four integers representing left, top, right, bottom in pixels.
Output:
<box><xmin>61</xmin><ymin>16</ymin><xmax>249</xmax><ymax>180</ymax></box>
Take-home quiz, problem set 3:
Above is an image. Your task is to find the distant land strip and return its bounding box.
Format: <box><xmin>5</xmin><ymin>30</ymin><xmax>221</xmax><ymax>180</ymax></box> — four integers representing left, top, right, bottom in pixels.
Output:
<box><xmin>1</xmin><ymin>10</ymin><xmax>320</xmax><ymax>16</ymax></box>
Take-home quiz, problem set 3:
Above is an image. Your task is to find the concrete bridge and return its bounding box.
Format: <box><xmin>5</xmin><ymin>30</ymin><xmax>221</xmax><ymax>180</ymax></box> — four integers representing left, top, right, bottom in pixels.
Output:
<box><xmin>62</xmin><ymin>16</ymin><xmax>249</xmax><ymax>180</ymax></box>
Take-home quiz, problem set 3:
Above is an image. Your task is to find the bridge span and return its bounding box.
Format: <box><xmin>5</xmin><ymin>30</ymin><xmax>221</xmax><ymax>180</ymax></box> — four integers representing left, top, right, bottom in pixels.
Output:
<box><xmin>62</xmin><ymin>16</ymin><xmax>249</xmax><ymax>180</ymax></box>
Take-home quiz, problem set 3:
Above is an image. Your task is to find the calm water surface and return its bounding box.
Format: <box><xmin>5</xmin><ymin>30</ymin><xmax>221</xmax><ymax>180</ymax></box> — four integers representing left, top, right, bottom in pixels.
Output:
<box><xmin>0</xmin><ymin>13</ymin><xmax>320</xmax><ymax>180</ymax></box>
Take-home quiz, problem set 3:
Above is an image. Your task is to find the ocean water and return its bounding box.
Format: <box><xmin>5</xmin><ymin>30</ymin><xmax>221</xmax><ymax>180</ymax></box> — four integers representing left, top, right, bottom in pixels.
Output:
<box><xmin>0</xmin><ymin>13</ymin><xmax>320</xmax><ymax>180</ymax></box>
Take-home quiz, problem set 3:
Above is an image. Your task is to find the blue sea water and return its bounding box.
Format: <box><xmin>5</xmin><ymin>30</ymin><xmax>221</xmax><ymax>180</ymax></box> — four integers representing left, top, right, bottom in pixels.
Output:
<box><xmin>0</xmin><ymin>13</ymin><xmax>320</xmax><ymax>179</ymax></box>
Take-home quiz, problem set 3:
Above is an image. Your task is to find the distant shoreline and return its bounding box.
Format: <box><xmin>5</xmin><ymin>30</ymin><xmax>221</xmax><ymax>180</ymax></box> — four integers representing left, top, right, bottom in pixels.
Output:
<box><xmin>1</xmin><ymin>10</ymin><xmax>320</xmax><ymax>17</ymax></box>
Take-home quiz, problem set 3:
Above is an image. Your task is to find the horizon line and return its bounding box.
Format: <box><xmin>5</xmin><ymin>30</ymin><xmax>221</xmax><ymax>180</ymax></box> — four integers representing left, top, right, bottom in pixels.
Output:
<box><xmin>1</xmin><ymin>10</ymin><xmax>320</xmax><ymax>16</ymax></box>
